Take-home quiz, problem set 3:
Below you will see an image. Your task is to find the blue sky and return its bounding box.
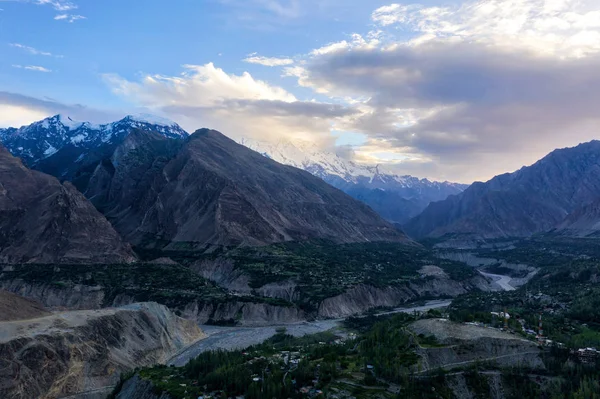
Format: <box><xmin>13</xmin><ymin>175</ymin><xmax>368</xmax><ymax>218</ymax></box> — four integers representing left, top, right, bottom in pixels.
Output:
<box><xmin>0</xmin><ymin>0</ymin><xmax>391</xmax><ymax>107</ymax></box>
<box><xmin>1</xmin><ymin>0</ymin><xmax>600</xmax><ymax>183</ymax></box>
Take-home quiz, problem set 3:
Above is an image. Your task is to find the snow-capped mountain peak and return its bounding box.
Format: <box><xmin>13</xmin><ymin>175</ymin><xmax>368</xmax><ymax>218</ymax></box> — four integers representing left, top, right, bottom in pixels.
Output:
<box><xmin>0</xmin><ymin>114</ymin><xmax>188</xmax><ymax>167</ymax></box>
<box><xmin>239</xmin><ymin>136</ymin><xmax>468</xmax><ymax>223</ymax></box>
<box><xmin>239</xmin><ymin>137</ymin><xmax>465</xmax><ymax>191</ymax></box>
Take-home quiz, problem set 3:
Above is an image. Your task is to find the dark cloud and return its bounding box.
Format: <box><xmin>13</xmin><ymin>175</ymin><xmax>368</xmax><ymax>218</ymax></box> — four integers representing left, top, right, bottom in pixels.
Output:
<box><xmin>0</xmin><ymin>91</ymin><xmax>121</xmax><ymax>126</ymax></box>
<box><xmin>298</xmin><ymin>41</ymin><xmax>600</xmax><ymax>182</ymax></box>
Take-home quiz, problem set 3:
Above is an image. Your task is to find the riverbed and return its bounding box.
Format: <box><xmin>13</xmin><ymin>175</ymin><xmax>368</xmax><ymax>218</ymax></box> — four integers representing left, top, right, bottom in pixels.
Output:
<box><xmin>168</xmin><ymin>299</ymin><xmax>452</xmax><ymax>366</ymax></box>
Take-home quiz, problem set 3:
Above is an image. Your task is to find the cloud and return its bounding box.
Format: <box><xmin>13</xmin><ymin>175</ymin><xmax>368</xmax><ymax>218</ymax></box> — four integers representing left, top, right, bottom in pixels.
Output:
<box><xmin>54</xmin><ymin>13</ymin><xmax>85</xmax><ymax>22</ymax></box>
<box><xmin>243</xmin><ymin>54</ymin><xmax>294</xmax><ymax>66</ymax></box>
<box><xmin>0</xmin><ymin>92</ymin><xmax>121</xmax><ymax>128</ymax></box>
<box><xmin>10</xmin><ymin>43</ymin><xmax>63</xmax><ymax>57</ymax></box>
<box><xmin>12</xmin><ymin>64</ymin><xmax>52</xmax><ymax>72</ymax></box>
<box><xmin>36</xmin><ymin>0</ymin><xmax>76</xmax><ymax>11</ymax></box>
<box><xmin>219</xmin><ymin>0</ymin><xmax>302</xmax><ymax>19</ymax></box>
<box><xmin>2</xmin><ymin>0</ymin><xmax>85</xmax><ymax>20</ymax></box>
<box><xmin>276</xmin><ymin>0</ymin><xmax>600</xmax><ymax>182</ymax></box>
<box><xmin>103</xmin><ymin>63</ymin><xmax>358</xmax><ymax>145</ymax></box>
<box><xmin>371</xmin><ymin>0</ymin><xmax>600</xmax><ymax>57</ymax></box>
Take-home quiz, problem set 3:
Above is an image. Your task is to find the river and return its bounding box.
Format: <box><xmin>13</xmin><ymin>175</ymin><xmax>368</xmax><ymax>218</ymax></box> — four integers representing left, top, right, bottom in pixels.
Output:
<box><xmin>479</xmin><ymin>270</ymin><xmax>516</xmax><ymax>291</ymax></box>
<box><xmin>168</xmin><ymin>299</ymin><xmax>452</xmax><ymax>366</ymax></box>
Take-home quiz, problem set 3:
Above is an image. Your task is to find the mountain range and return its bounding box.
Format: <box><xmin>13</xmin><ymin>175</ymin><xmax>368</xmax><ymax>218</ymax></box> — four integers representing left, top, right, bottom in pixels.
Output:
<box><xmin>3</xmin><ymin>114</ymin><xmax>600</xmax><ymax>251</ymax></box>
<box><xmin>240</xmin><ymin>138</ymin><xmax>468</xmax><ymax>223</ymax></box>
<box><xmin>404</xmin><ymin>140</ymin><xmax>600</xmax><ymax>239</ymax></box>
<box><xmin>0</xmin><ymin>115</ymin><xmax>409</xmax><ymax>255</ymax></box>
<box><xmin>0</xmin><ymin>114</ymin><xmax>188</xmax><ymax>192</ymax></box>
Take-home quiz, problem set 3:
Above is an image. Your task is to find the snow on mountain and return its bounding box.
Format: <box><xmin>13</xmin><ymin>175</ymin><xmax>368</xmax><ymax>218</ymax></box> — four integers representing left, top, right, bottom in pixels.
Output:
<box><xmin>239</xmin><ymin>137</ymin><xmax>468</xmax><ymax>224</ymax></box>
<box><xmin>0</xmin><ymin>114</ymin><xmax>188</xmax><ymax>167</ymax></box>
<box><xmin>239</xmin><ymin>137</ymin><xmax>467</xmax><ymax>195</ymax></box>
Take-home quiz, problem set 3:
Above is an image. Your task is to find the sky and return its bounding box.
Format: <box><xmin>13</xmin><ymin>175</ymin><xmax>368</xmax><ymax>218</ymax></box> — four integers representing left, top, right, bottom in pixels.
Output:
<box><xmin>1</xmin><ymin>0</ymin><xmax>600</xmax><ymax>183</ymax></box>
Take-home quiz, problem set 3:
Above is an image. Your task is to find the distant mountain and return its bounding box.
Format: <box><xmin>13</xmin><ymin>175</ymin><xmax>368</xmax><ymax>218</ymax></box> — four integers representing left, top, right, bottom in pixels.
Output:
<box><xmin>553</xmin><ymin>198</ymin><xmax>600</xmax><ymax>237</ymax></box>
<box><xmin>85</xmin><ymin>128</ymin><xmax>411</xmax><ymax>249</ymax></box>
<box><xmin>405</xmin><ymin>140</ymin><xmax>600</xmax><ymax>239</ymax></box>
<box><xmin>0</xmin><ymin>145</ymin><xmax>135</xmax><ymax>263</ymax></box>
<box><xmin>239</xmin><ymin>138</ymin><xmax>467</xmax><ymax>223</ymax></box>
<box><xmin>0</xmin><ymin>114</ymin><xmax>188</xmax><ymax>190</ymax></box>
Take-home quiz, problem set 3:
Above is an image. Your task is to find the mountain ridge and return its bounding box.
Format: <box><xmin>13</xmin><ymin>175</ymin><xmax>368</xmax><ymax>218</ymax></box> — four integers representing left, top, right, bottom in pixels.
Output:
<box><xmin>404</xmin><ymin>140</ymin><xmax>600</xmax><ymax>239</ymax></box>
<box><xmin>0</xmin><ymin>145</ymin><xmax>136</xmax><ymax>263</ymax></box>
<box><xmin>240</xmin><ymin>137</ymin><xmax>467</xmax><ymax>223</ymax></box>
<box><xmin>83</xmin><ymin>128</ymin><xmax>411</xmax><ymax>248</ymax></box>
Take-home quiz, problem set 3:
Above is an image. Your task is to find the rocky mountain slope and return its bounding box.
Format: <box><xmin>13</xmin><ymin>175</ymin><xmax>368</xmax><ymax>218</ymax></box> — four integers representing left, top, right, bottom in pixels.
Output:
<box><xmin>554</xmin><ymin>197</ymin><xmax>600</xmax><ymax>237</ymax></box>
<box><xmin>409</xmin><ymin>319</ymin><xmax>544</xmax><ymax>372</ymax></box>
<box><xmin>0</xmin><ymin>145</ymin><xmax>135</xmax><ymax>263</ymax></box>
<box><xmin>240</xmin><ymin>138</ymin><xmax>467</xmax><ymax>223</ymax></box>
<box><xmin>84</xmin><ymin>128</ymin><xmax>410</xmax><ymax>248</ymax></box>
<box><xmin>405</xmin><ymin>140</ymin><xmax>600</xmax><ymax>239</ymax></box>
<box><xmin>0</xmin><ymin>290</ymin><xmax>49</xmax><ymax>321</ymax></box>
<box><xmin>0</xmin><ymin>302</ymin><xmax>204</xmax><ymax>399</ymax></box>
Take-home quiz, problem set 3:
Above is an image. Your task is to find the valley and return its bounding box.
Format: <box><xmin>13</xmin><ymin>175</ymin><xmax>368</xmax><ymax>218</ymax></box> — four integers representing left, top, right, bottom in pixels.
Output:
<box><xmin>1</xmin><ymin>115</ymin><xmax>600</xmax><ymax>398</ymax></box>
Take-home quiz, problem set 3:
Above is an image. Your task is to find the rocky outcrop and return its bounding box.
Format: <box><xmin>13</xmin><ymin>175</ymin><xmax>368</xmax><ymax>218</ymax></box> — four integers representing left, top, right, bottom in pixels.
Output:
<box><xmin>0</xmin><ymin>290</ymin><xmax>49</xmax><ymax>321</ymax></box>
<box><xmin>115</xmin><ymin>375</ymin><xmax>172</xmax><ymax>399</ymax></box>
<box><xmin>85</xmin><ymin>128</ymin><xmax>410</xmax><ymax>249</ymax></box>
<box><xmin>0</xmin><ymin>302</ymin><xmax>204</xmax><ymax>399</ymax></box>
<box><xmin>0</xmin><ymin>145</ymin><xmax>135</xmax><ymax>264</ymax></box>
<box><xmin>317</xmin><ymin>276</ymin><xmax>491</xmax><ymax>318</ymax></box>
<box><xmin>190</xmin><ymin>259</ymin><xmax>253</xmax><ymax>294</ymax></box>
<box><xmin>190</xmin><ymin>259</ymin><xmax>300</xmax><ymax>301</ymax></box>
<box><xmin>409</xmin><ymin>319</ymin><xmax>544</xmax><ymax>372</ymax></box>
<box><xmin>0</xmin><ymin>279</ymin><xmax>108</xmax><ymax>310</ymax></box>
<box><xmin>0</xmin><ymin>278</ymin><xmax>305</xmax><ymax>326</ymax></box>
<box><xmin>180</xmin><ymin>299</ymin><xmax>306</xmax><ymax>326</ymax></box>
<box><xmin>405</xmin><ymin>140</ymin><xmax>600</xmax><ymax>239</ymax></box>
<box><xmin>438</xmin><ymin>252</ymin><xmax>538</xmax><ymax>288</ymax></box>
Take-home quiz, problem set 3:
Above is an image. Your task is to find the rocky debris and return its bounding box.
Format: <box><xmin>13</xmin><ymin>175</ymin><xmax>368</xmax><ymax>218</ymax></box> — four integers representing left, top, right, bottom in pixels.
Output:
<box><xmin>0</xmin><ymin>279</ymin><xmax>109</xmax><ymax>310</ymax></box>
<box><xmin>439</xmin><ymin>252</ymin><xmax>539</xmax><ymax>288</ymax></box>
<box><xmin>0</xmin><ymin>145</ymin><xmax>135</xmax><ymax>264</ymax></box>
<box><xmin>418</xmin><ymin>265</ymin><xmax>449</xmax><ymax>278</ymax></box>
<box><xmin>85</xmin><ymin>128</ymin><xmax>411</xmax><ymax>249</ymax></box>
<box><xmin>0</xmin><ymin>302</ymin><xmax>204</xmax><ymax>399</ymax></box>
<box><xmin>0</xmin><ymin>290</ymin><xmax>50</xmax><ymax>321</ymax></box>
<box><xmin>0</xmin><ymin>278</ymin><xmax>305</xmax><ymax>326</ymax></box>
<box><xmin>409</xmin><ymin>319</ymin><xmax>544</xmax><ymax>372</ymax></box>
<box><xmin>180</xmin><ymin>299</ymin><xmax>306</xmax><ymax>326</ymax></box>
<box><xmin>149</xmin><ymin>257</ymin><xmax>180</xmax><ymax>265</ymax></box>
<box><xmin>115</xmin><ymin>374</ymin><xmax>172</xmax><ymax>399</ymax></box>
<box><xmin>405</xmin><ymin>140</ymin><xmax>600</xmax><ymax>239</ymax></box>
<box><xmin>317</xmin><ymin>276</ymin><xmax>491</xmax><ymax>319</ymax></box>
<box><xmin>554</xmin><ymin>197</ymin><xmax>600</xmax><ymax>237</ymax></box>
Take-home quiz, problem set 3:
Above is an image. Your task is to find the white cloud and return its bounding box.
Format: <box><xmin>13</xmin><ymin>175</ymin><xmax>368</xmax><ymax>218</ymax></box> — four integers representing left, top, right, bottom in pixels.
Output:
<box><xmin>104</xmin><ymin>63</ymin><xmax>296</xmax><ymax>107</ymax></box>
<box><xmin>0</xmin><ymin>104</ymin><xmax>48</xmax><ymax>128</ymax></box>
<box><xmin>12</xmin><ymin>64</ymin><xmax>52</xmax><ymax>72</ymax></box>
<box><xmin>311</xmin><ymin>41</ymin><xmax>349</xmax><ymax>56</ymax></box>
<box><xmin>10</xmin><ymin>43</ymin><xmax>62</xmax><ymax>57</ymax></box>
<box><xmin>372</xmin><ymin>0</ymin><xmax>600</xmax><ymax>57</ymax></box>
<box><xmin>36</xmin><ymin>0</ymin><xmax>76</xmax><ymax>11</ymax></box>
<box><xmin>54</xmin><ymin>13</ymin><xmax>85</xmax><ymax>22</ymax></box>
<box><xmin>243</xmin><ymin>55</ymin><xmax>294</xmax><ymax>66</ymax></box>
<box><xmin>103</xmin><ymin>63</ymin><xmax>357</xmax><ymax>145</ymax></box>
